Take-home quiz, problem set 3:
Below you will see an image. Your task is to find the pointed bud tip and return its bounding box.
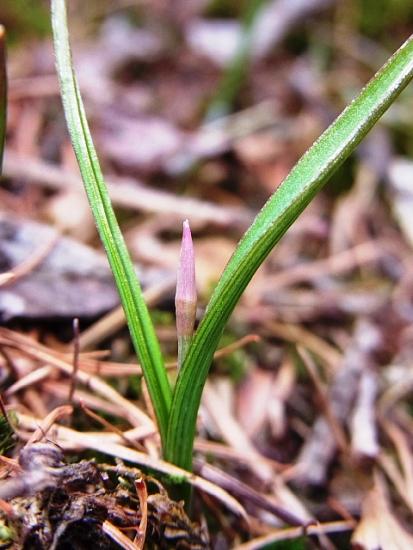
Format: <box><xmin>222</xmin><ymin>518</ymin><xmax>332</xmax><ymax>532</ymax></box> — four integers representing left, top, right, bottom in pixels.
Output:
<box><xmin>176</xmin><ymin>217</ymin><xmax>197</xmax><ymax>339</ymax></box>
<box><xmin>182</xmin><ymin>219</ymin><xmax>193</xmax><ymax>250</ymax></box>
<box><xmin>183</xmin><ymin>219</ymin><xmax>191</xmax><ymax>236</ymax></box>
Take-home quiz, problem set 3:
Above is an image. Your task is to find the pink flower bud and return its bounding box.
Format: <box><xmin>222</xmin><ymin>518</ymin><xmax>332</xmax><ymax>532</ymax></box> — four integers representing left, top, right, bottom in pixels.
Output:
<box><xmin>175</xmin><ymin>220</ymin><xmax>197</xmax><ymax>368</ymax></box>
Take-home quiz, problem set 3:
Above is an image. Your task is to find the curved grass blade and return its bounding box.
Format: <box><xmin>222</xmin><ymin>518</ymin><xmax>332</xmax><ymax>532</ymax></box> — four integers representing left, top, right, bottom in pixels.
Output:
<box><xmin>51</xmin><ymin>0</ymin><xmax>172</xmax><ymax>445</ymax></box>
<box><xmin>0</xmin><ymin>26</ymin><xmax>6</xmax><ymax>173</ymax></box>
<box><xmin>166</xmin><ymin>35</ymin><xmax>413</xmax><ymax>469</ymax></box>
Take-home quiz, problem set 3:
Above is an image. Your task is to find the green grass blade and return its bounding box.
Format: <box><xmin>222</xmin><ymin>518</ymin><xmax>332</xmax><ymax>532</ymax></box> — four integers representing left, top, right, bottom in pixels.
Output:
<box><xmin>166</xmin><ymin>35</ymin><xmax>413</xmax><ymax>470</ymax></box>
<box><xmin>0</xmin><ymin>26</ymin><xmax>6</xmax><ymax>173</ymax></box>
<box><xmin>51</xmin><ymin>0</ymin><xmax>172</xmax><ymax>444</ymax></box>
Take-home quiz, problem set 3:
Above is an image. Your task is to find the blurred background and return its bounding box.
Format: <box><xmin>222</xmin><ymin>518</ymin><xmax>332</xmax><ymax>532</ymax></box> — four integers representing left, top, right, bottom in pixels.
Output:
<box><xmin>1</xmin><ymin>0</ymin><xmax>413</xmax><ymax>321</ymax></box>
<box><xmin>2</xmin><ymin>1</ymin><xmax>413</xmax><ymax>547</ymax></box>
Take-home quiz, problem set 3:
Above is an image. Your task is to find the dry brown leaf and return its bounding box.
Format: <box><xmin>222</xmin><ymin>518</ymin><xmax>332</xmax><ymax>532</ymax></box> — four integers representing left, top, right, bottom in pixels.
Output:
<box><xmin>186</xmin><ymin>18</ymin><xmax>241</xmax><ymax>66</ymax></box>
<box><xmin>236</xmin><ymin>361</ymin><xmax>295</xmax><ymax>440</ymax></box>
<box><xmin>134</xmin><ymin>477</ymin><xmax>148</xmax><ymax>549</ymax></box>
<box><xmin>352</xmin><ymin>472</ymin><xmax>413</xmax><ymax>550</ymax></box>
<box><xmin>203</xmin><ymin>379</ymin><xmax>273</xmax><ymax>484</ymax></box>
<box><xmin>0</xmin><ymin>214</ymin><xmax>119</xmax><ymax>320</ymax></box>
<box><xmin>98</xmin><ymin>115</ymin><xmax>184</xmax><ymax>173</ymax></box>
<box><xmin>350</xmin><ymin>369</ymin><xmax>379</xmax><ymax>459</ymax></box>
<box><xmin>387</xmin><ymin>158</ymin><xmax>413</xmax><ymax>248</ymax></box>
<box><xmin>0</xmin><ymin>328</ymin><xmax>155</xmax><ymax>429</ymax></box>
<box><xmin>237</xmin><ymin>367</ymin><xmax>275</xmax><ymax>438</ymax></box>
<box><xmin>46</xmin><ymin>188</ymin><xmax>95</xmax><ymax>241</ymax></box>
<box><xmin>267</xmin><ymin>359</ymin><xmax>295</xmax><ymax>438</ymax></box>
<box><xmin>102</xmin><ymin>521</ymin><xmax>139</xmax><ymax>550</ymax></box>
<box><xmin>379</xmin><ymin>420</ymin><xmax>413</xmax><ymax>514</ymax></box>
<box><xmin>235</xmin><ymin>519</ymin><xmax>353</xmax><ymax>550</ymax></box>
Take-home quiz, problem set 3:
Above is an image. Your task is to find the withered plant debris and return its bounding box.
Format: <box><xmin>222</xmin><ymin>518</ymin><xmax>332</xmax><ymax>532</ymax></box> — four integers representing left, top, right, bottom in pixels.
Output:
<box><xmin>0</xmin><ymin>443</ymin><xmax>208</xmax><ymax>549</ymax></box>
<box><xmin>0</xmin><ymin>215</ymin><xmax>118</xmax><ymax>320</ymax></box>
<box><xmin>0</xmin><ymin>214</ymin><xmax>170</xmax><ymax>321</ymax></box>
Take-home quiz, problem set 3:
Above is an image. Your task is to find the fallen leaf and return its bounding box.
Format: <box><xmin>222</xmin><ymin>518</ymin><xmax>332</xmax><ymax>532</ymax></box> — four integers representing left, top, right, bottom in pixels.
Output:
<box><xmin>352</xmin><ymin>472</ymin><xmax>413</xmax><ymax>550</ymax></box>
<box><xmin>0</xmin><ymin>214</ymin><xmax>119</xmax><ymax>319</ymax></box>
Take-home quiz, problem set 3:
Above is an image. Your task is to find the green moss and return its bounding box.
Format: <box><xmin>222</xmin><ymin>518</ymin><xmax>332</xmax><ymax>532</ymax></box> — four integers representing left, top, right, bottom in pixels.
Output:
<box><xmin>0</xmin><ymin>521</ymin><xmax>15</xmax><ymax>544</ymax></box>
<box><xmin>0</xmin><ymin>0</ymin><xmax>50</xmax><ymax>43</ymax></box>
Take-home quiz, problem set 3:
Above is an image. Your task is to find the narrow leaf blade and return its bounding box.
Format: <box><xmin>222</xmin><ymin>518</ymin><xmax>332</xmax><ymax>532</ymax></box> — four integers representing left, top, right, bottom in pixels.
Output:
<box><xmin>51</xmin><ymin>0</ymin><xmax>172</xmax><ymax>444</ymax></box>
<box><xmin>166</xmin><ymin>35</ymin><xmax>413</xmax><ymax>469</ymax></box>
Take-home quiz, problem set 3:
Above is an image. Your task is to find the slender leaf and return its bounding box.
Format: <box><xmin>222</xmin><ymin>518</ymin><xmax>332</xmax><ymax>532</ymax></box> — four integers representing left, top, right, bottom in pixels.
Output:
<box><xmin>0</xmin><ymin>26</ymin><xmax>6</xmax><ymax>173</ymax></box>
<box><xmin>166</xmin><ymin>35</ymin><xmax>413</xmax><ymax>469</ymax></box>
<box><xmin>51</xmin><ymin>0</ymin><xmax>172</xmax><ymax>445</ymax></box>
